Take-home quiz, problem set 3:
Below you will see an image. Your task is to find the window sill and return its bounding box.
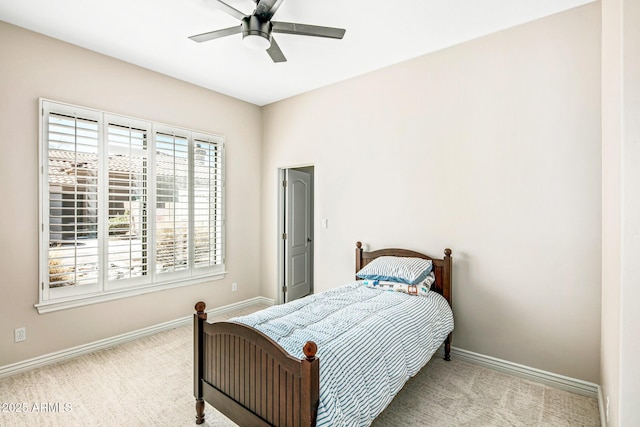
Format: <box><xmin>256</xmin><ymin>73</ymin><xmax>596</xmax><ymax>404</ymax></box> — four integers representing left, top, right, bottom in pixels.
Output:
<box><xmin>35</xmin><ymin>272</ymin><xmax>227</xmax><ymax>314</ymax></box>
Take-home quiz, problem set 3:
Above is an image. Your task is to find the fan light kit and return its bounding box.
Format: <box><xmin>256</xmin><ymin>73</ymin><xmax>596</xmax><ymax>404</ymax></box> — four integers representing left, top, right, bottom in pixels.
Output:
<box><xmin>241</xmin><ymin>15</ymin><xmax>272</xmax><ymax>50</ymax></box>
<box><xmin>189</xmin><ymin>0</ymin><xmax>346</xmax><ymax>63</ymax></box>
<box><xmin>243</xmin><ymin>34</ymin><xmax>271</xmax><ymax>50</ymax></box>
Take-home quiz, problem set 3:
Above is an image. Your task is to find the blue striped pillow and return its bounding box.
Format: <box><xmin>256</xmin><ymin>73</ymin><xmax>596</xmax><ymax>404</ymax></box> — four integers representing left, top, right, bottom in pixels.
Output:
<box><xmin>361</xmin><ymin>271</ymin><xmax>436</xmax><ymax>296</ymax></box>
<box><xmin>356</xmin><ymin>256</ymin><xmax>433</xmax><ymax>285</ymax></box>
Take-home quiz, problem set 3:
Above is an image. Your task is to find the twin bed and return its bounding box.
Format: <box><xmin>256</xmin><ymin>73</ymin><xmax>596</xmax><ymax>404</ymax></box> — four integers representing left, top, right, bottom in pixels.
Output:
<box><xmin>193</xmin><ymin>242</ymin><xmax>453</xmax><ymax>426</ymax></box>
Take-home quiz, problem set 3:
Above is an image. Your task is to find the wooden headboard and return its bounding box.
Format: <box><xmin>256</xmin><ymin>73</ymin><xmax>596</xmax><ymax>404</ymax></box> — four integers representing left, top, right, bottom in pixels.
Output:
<box><xmin>355</xmin><ymin>241</ymin><xmax>453</xmax><ymax>310</ymax></box>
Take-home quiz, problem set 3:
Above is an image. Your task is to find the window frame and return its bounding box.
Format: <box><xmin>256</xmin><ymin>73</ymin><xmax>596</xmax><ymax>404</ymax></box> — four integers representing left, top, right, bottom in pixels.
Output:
<box><xmin>37</xmin><ymin>99</ymin><xmax>226</xmax><ymax>313</ymax></box>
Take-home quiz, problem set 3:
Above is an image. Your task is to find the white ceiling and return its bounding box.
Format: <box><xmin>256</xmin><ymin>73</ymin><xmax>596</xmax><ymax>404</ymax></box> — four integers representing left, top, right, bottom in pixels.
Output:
<box><xmin>1</xmin><ymin>0</ymin><xmax>595</xmax><ymax>106</ymax></box>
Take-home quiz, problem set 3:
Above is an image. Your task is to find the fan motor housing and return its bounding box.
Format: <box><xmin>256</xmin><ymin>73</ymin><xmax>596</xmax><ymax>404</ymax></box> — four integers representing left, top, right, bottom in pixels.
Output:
<box><xmin>241</xmin><ymin>15</ymin><xmax>273</xmax><ymax>43</ymax></box>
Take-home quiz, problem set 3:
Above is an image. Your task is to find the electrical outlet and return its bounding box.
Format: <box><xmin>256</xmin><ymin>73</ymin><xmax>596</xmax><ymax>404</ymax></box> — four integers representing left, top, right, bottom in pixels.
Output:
<box><xmin>14</xmin><ymin>327</ymin><xmax>26</xmax><ymax>343</ymax></box>
<box><xmin>232</xmin><ymin>282</ymin><xmax>238</xmax><ymax>292</ymax></box>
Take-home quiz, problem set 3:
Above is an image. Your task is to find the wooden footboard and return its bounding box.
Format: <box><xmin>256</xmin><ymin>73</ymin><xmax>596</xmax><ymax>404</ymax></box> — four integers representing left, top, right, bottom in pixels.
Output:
<box><xmin>194</xmin><ymin>301</ymin><xmax>319</xmax><ymax>426</ymax></box>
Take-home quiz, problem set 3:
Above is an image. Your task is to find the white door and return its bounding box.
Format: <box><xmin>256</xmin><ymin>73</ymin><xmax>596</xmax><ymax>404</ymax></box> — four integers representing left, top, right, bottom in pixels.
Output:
<box><xmin>284</xmin><ymin>169</ymin><xmax>313</xmax><ymax>302</ymax></box>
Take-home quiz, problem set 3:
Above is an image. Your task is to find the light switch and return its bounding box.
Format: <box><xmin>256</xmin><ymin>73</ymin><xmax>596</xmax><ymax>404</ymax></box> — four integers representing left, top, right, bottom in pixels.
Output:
<box><xmin>321</xmin><ymin>219</ymin><xmax>328</xmax><ymax>229</ymax></box>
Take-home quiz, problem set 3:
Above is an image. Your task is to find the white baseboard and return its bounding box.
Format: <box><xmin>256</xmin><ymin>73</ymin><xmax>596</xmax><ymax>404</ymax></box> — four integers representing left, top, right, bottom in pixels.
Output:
<box><xmin>444</xmin><ymin>346</ymin><xmax>599</xmax><ymax>399</ymax></box>
<box><xmin>0</xmin><ymin>297</ymin><xmax>274</xmax><ymax>379</ymax></box>
<box><xmin>597</xmin><ymin>385</ymin><xmax>606</xmax><ymax>427</ymax></box>
<box><xmin>202</xmin><ymin>296</ymin><xmax>274</xmax><ymax>318</ymax></box>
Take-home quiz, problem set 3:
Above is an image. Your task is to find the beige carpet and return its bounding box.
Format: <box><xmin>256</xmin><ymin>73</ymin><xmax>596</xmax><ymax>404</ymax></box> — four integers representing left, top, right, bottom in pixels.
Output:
<box><xmin>0</xmin><ymin>305</ymin><xmax>599</xmax><ymax>427</ymax></box>
<box><xmin>372</xmin><ymin>357</ymin><xmax>600</xmax><ymax>427</ymax></box>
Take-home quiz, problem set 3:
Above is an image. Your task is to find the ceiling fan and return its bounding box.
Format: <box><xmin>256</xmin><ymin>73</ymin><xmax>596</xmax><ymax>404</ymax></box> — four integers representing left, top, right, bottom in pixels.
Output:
<box><xmin>189</xmin><ymin>0</ymin><xmax>346</xmax><ymax>63</ymax></box>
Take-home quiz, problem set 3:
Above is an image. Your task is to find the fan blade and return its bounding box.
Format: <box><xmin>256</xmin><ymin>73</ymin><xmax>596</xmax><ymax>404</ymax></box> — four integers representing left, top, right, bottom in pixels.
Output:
<box><xmin>189</xmin><ymin>25</ymin><xmax>242</xmax><ymax>43</ymax></box>
<box><xmin>266</xmin><ymin>37</ymin><xmax>287</xmax><ymax>63</ymax></box>
<box><xmin>254</xmin><ymin>0</ymin><xmax>285</xmax><ymax>21</ymax></box>
<box><xmin>204</xmin><ymin>0</ymin><xmax>247</xmax><ymax>21</ymax></box>
<box><xmin>272</xmin><ymin>22</ymin><xmax>346</xmax><ymax>39</ymax></box>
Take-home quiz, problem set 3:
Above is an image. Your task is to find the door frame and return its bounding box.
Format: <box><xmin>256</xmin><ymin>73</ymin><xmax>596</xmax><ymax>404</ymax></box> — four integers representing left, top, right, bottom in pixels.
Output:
<box><xmin>277</xmin><ymin>165</ymin><xmax>314</xmax><ymax>305</ymax></box>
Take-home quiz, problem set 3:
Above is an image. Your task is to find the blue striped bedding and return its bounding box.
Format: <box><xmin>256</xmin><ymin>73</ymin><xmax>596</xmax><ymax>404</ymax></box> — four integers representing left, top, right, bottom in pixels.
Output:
<box><xmin>231</xmin><ymin>281</ymin><xmax>454</xmax><ymax>427</ymax></box>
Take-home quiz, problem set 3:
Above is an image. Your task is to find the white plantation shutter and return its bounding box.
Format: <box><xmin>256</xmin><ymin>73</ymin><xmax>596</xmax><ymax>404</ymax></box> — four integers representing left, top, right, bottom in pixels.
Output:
<box><xmin>46</xmin><ymin>111</ymin><xmax>100</xmax><ymax>293</ymax></box>
<box><xmin>193</xmin><ymin>136</ymin><xmax>224</xmax><ymax>268</ymax></box>
<box><xmin>39</xmin><ymin>99</ymin><xmax>225</xmax><ymax>311</ymax></box>
<box><xmin>155</xmin><ymin>132</ymin><xmax>190</xmax><ymax>274</ymax></box>
<box><xmin>106</xmin><ymin>122</ymin><xmax>149</xmax><ymax>283</ymax></box>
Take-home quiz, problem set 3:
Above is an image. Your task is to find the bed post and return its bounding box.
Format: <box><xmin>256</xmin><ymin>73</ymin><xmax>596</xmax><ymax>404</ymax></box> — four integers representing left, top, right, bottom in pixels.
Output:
<box><xmin>194</xmin><ymin>301</ymin><xmax>207</xmax><ymax>424</ymax></box>
<box><xmin>355</xmin><ymin>241</ymin><xmax>363</xmax><ymax>280</ymax></box>
<box><xmin>443</xmin><ymin>249</ymin><xmax>452</xmax><ymax>361</ymax></box>
<box><xmin>300</xmin><ymin>341</ymin><xmax>320</xmax><ymax>427</ymax></box>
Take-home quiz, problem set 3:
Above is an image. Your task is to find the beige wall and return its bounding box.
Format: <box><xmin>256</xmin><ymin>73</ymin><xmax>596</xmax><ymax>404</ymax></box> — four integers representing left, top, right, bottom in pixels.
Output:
<box><xmin>0</xmin><ymin>22</ymin><xmax>262</xmax><ymax>366</ymax></box>
<box><xmin>601</xmin><ymin>0</ymin><xmax>621</xmax><ymax>423</ymax></box>
<box><xmin>262</xmin><ymin>3</ymin><xmax>602</xmax><ymax>382</ymax></box>
<box><xmin>619</xmin><ymin>1</ymin><xmax>640</xmax><ymax>422</ymax></box>
<box><xmin>601</xmin><ymin>0</ymin><xmax>640</xmax><ymax>424</ymax></box>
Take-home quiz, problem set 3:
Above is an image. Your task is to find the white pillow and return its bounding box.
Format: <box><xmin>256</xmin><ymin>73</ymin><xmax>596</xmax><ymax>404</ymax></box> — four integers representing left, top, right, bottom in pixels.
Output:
<box><xmin>356</xmin><ymin>256</ymin><xmax>433</xmax><ymax>285</ymax></box>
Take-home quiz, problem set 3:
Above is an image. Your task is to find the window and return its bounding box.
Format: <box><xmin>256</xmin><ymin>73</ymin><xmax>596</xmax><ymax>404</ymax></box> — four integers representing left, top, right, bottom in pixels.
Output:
<box><xmin>38</xmin><ymin>100</ymin><xmax>225</xmax><ymax>312</ymax></box>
